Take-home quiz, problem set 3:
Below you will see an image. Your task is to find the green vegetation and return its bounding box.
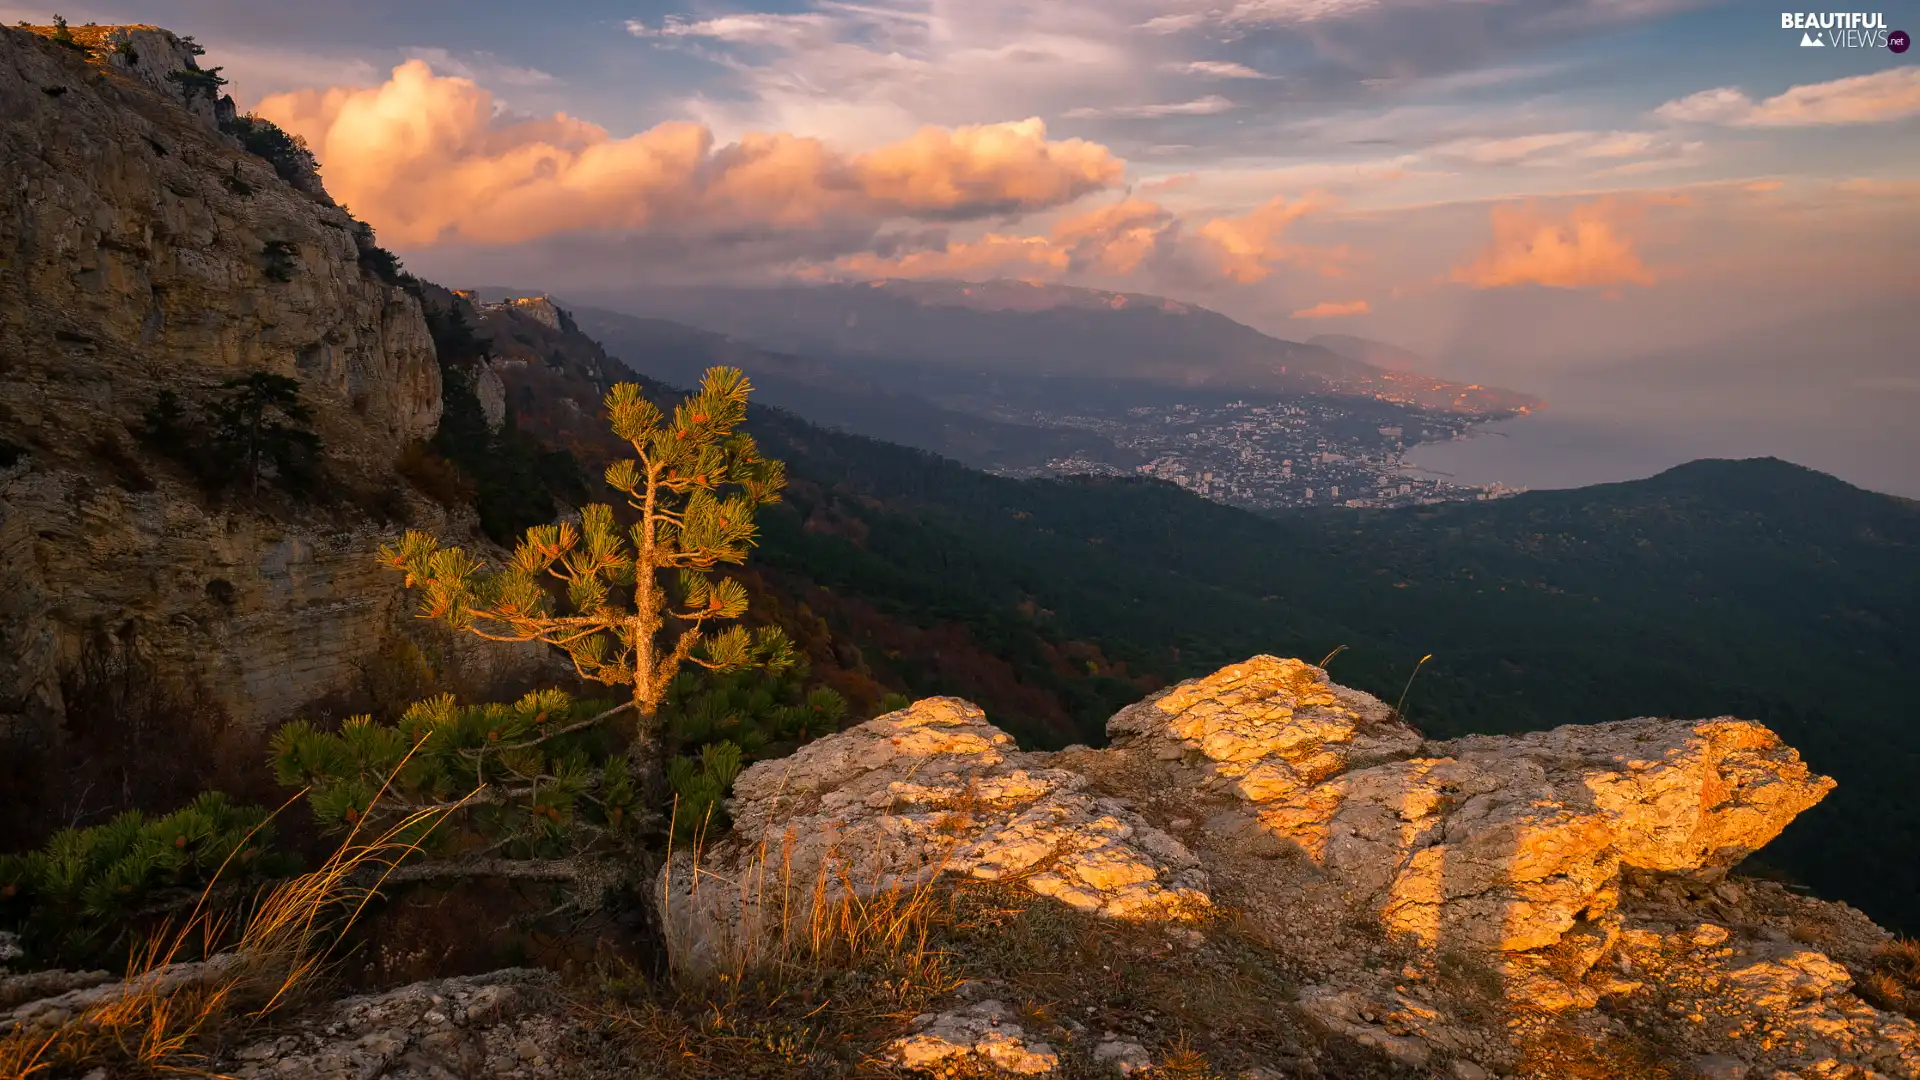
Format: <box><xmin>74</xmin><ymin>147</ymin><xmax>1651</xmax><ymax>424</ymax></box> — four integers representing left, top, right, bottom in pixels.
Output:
<box><xmin>729</xmin><ymin>404</ymin><xmax>1920</xmax><ymax>932</ymax></box>
<box><xmin>421</xmin><ymin>302</ymin><xmax>588</xmax><ymax>541</ymax></box>
<box><xmin>166</xmin><ymin>64</ymin><xmax>226</xmax><ymax>101</ymax></box>
<box><xmin>381</xmin><ymin>367</ymin><xmax>795</xmax><ymax>818</ymax></box>
<box><xmin>222</xmin><ymin>113</ymin><xmax>317</xmax><ymax>186</ymax></box>
<box><xmin>272</xmin><ymin>689</ymin><xmax>643</xmax><ymax>856</ymax></box>
<box><xmin>47</xmin><ymin>14</ymin><xmax>87</xmax><ymax>52</ymax></box>
<box><xmin>0</xmin><ymin>792</ymin><xmax>285</xmax><ymax>966</ymax></box>
<box><xmin>141</xmin><ymin>372</ymin><xmax>322</xmax><ymax>499</ymax></box>
<box><xmin>352</xmin><ymin>221</ymin><xmax>410</xmax><ymax>288</ymax></box>
<box><xmin>657</xmin><ymin>660</ymin><xmax>847</xmax><ymax>835</ymax></box>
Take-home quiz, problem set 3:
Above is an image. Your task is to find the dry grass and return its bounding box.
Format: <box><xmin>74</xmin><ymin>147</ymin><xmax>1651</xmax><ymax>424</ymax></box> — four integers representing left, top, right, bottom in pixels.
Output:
<box><xmin>0</xmin><ymin>758</ymin><xmax>470</xmax><ymax>1079</ymax></box>
<box><xmin>1856</xmin><ymin>936</ymin><xmax>1920</xmax><ymax>1018</ymax></box>
<box><xmin>603</xmin><ymin>791</ymin><xmax>1423</xmax><ymax>1079</ymax></box>
<box><xmin>1509</xmin><ymin>1009</ymin><xmax>1688</xmax><ymax>1080</ymax></box>
<box><xmin>601</xmin><ymin>817</ymin><xmax>965</xmax><ymax>1078</ymax></box>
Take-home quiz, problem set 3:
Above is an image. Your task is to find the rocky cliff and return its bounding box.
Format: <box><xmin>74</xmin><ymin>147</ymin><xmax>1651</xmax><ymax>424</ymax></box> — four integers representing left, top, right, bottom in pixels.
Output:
<box><xmin>0</xmin><ymin>25</ymin><xmax>531</xmax><ymax>743</ymax></box>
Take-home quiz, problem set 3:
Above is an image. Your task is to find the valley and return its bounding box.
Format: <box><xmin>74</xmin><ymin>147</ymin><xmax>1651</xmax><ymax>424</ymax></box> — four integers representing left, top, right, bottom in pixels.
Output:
<box><xmin>568</xmin><ymin>296</ymin><xmax>1528</xmax><ymax>511</ymax></box>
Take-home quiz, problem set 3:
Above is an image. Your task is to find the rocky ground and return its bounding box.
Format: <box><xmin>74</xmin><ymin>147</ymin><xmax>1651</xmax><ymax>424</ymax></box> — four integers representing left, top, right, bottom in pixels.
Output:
<box><xmin>6</xmin><ymin>657</ymin><xmax>1918</xmax><ymax>1078</ymax></box>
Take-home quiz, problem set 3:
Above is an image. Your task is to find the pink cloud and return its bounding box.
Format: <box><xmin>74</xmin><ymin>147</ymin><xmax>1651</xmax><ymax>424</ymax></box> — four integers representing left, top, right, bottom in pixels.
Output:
<box><xmin>1196</xmin><ymin>194</ymin><xmax>1347</xmax><ymax>283</ymax></box>
<box><xmin>1290</xmin><ymin>298</ymin><xmax>1371</xmax><ymax>318</ymax></box>
<box><xmin>1655</xmin><ymin>68</ymin><xmax>1920</xmax><ymax>127</ymax></box>
<box><xmin>253</xmin><ymin>60</ymin><xmax>1124</xmax><ymax>246</ymax></box>
<box><xmin>1450</xmin><ymin>199</ymin><xmax>1656</xmax><ymax>290</ymax></box>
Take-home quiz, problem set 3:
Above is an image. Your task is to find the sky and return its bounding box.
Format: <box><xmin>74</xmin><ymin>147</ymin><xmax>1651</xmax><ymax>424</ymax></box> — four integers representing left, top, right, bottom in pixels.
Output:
<box><xmin>14</xmin><ymin>0</ymin><xmax>1919</xmax><ymax>483</ymax></box>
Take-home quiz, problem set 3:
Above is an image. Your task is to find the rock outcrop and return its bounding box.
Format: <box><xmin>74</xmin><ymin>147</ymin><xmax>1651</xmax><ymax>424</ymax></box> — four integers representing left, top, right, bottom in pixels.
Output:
<box><xmin>1107</xmin><ymin>657</ymin><xmax>1833</xmax><ymax>972</ymax></box>
<box><xmin>214</xmin><ymin>970</ymin><xmax>572</xmax><ymax>1080</ymax></box>
<box><xmin>4</xmin><ymin>656</ymin><xmax>1913</xmax><ymax>1077</ymax></box>
<box><xmin>658</xmin><ymin>696</ymin><xmax>1208</xmax><ymax>977</ymax></box>
<box><xmin>660</xmin><ymin>655</ymin><xmax>1919</xmax><ymax>1078</ymax></box>
<box><xmin>0</xmin><ymin>26</ymin><xmax>538</xmax><ymax>737</ymax></box>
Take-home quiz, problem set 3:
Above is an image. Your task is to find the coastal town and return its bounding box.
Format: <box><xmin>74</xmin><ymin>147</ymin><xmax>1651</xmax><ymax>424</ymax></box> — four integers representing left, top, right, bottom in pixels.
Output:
<box><xmin>987</xmin><ymin>395</ymin><xmax>1528</xmax><ymax>512</ymax></box>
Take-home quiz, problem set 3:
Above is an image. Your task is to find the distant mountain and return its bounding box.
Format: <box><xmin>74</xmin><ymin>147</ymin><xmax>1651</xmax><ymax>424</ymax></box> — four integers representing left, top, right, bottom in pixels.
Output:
<box><xmin>564</xmin><ymin>305</ymin><xmax>1141</xmax><ymax>474</ymax></box>
<box><xmin>1309</xmin><ymin>333</ymin><xmax>1432</xmax><ymax>373</ymax></box>
<box><xmin>577</xmin><ymin>279</ymin><xmax>1542</xmax><ymax>417</ymax></box>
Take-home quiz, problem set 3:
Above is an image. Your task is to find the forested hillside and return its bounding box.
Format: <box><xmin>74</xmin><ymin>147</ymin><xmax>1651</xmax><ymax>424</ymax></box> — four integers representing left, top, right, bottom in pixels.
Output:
<box><xmin>460</xmin><ymin>292</ymin><xmax>1920</xmax><ymax>935</ymax></box>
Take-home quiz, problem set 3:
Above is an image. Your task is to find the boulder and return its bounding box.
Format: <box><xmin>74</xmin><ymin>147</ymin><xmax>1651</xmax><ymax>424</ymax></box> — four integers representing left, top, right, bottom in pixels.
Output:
<box><xmin>658</xmin><ymin>696</ymin><xmax>1208</xmax><ymax>977</ymax></box>
<box><xmin>1108</xmin><ymin>657</ymin><xmax>1834</xmax><ymax>962</ymax></box>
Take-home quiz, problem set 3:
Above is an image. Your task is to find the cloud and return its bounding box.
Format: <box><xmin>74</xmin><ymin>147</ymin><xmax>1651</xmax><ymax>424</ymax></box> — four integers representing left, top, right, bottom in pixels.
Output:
<box><xmin>1655</xmin><ymin>68</ymin><xmax>1920</xmax><ymax>127</ymax></box>
<box><xmin>1197</xmin><ymin>194</ymin><xmax>1346</xmax><ymax>283</ymax></box>
<box><xmin>1449</xmin><ymin>199</ymin><xmax>1656</xmax><ymax>290</ymax></box>
<box><xmin>1065</xmin><ymin>96</ymin><xmax>1237</xmax><ymax>120</ymax></box>
<box><xmin>1290</xmin><ymin>298</ymin><xmax>1371</xmax><ymax>318</ymax></box>
<box><xmin>1165</xmin><ymin>60</ymin><xmax>1276</xmax><ymax>79</ymax></box>
<box><xmin>1429</xmin><ymin>129</ymin><xmax>1694</xmax><ymax>170</ymax></box>
<box><xmin>821</xmin><ymin>189</ymin><xmax>1342</xmax><ymax>285</ymax></box>
<box><xmin>830</xmin><ymin>196</ymin><xmax>1176</xmax><ymax>279</ymax></box>
<box><xmin>252</xmin><ymin>60</ymin><xmax>1123</xmax><ymax>246</ymax></box>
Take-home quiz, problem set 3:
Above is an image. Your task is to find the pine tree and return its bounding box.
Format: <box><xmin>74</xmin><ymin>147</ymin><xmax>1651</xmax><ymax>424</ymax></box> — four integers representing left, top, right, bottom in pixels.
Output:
<box><xmin>208</xmin><ymin>372</ymin><xmax>320</xmax><ymax>496</ymax></box>
<box><xmin>380</xmin><ymin>368</ymin><xmax>791</xmax><ymax>784</ymax></box>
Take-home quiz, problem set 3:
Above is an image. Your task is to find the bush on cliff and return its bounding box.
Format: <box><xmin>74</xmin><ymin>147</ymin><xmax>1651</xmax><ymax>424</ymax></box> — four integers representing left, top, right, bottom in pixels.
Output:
<box><xmin>140</xmin><ymin>372</ymin><xmax>322</xmax><ymax>500</ymax></box>
<box><xmin>221</xmin><ymin>113</ymin><xmax>317</xmax><ymax>187</ymax></box>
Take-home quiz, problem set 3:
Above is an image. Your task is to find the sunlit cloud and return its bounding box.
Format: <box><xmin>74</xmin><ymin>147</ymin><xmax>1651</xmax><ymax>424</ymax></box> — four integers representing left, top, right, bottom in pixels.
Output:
<box><xmin>1065</xmin><ymin>96</ymin><xmax>1238</xmax><ymax>120</ymax></box>
<box><xmin>1290</xmin><ymin>298</ymin><xmax>1371</xmax><ymax>318</ymax></box>
<box><xmin>819</xmin><ymin>188</ymin><xmax>1345</xmax><ymax>286</ymax></box>
<box><xmin>253</xmin><ymin>61</ymin><xmax>1123</xmax><ymax>246</ymax></box>
<box><xmin>1449</xmin><ymin>199</ymin><xmax>1657</xmax><ymax>290</ymax></box>
<box><xmin>1198</xmin><ymin>194</ymin><xmax>1347</xmax><ymax>283</ymax></box>
<box><xmin>1655</xmin><ymin>68</ymin><xmax>1920</xmax><ymax>127</ymax></box>
<box><xmin>1165</xmin><ymin>60</ymin><xmax>1277</xmax><ymax>79</ymax></box>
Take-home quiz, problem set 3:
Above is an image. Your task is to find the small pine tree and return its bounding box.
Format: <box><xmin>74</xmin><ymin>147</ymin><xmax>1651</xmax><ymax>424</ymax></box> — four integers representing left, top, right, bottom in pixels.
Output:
<box><xmin>208</xmin><ymin>372</ymin><xmax>321</xmax><ymax>496</ymax></box>
<box><xmin>381</xmin><ymin>368</ymin><xmax>791</xmax><ymax>780</ymax></box>
<box><xmin>271</xmin><ymin>689</ymin><xmax>643</xmax><ymax>857</ymax></box>
<box><xmin>140</xmin><ymin>373</ymin><xmax>322</xmax><ymax>499</ymax></box>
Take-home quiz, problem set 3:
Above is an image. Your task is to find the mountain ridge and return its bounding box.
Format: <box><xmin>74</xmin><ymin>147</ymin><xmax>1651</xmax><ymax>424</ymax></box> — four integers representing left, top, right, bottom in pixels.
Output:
<box><xmin>574</xmin><ymin>277</ymin><xmax>1544</xmax><ymax>416</ymax></box>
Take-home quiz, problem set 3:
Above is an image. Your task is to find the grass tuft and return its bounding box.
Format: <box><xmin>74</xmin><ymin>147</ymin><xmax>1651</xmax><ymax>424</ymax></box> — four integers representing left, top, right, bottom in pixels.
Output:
<box><xmin>0</xmin><ymin>751</ymin><xmax>470</xmax><ymax>1077</ymax></box>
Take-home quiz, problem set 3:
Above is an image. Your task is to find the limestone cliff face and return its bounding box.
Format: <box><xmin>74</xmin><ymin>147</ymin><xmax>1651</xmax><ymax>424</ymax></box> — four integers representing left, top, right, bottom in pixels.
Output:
<box><xmin>0</xmin><ymin>26</ymin><xmax>525</xmax><ymax>736</ymax></box>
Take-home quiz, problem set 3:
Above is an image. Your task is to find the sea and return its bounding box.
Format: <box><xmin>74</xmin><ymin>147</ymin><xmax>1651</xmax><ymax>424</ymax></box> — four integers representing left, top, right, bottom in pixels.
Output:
<box><xmin>1403</xmin><ymin>379</ymin><xmax>1920</xmax><ymax>500</ymax></box>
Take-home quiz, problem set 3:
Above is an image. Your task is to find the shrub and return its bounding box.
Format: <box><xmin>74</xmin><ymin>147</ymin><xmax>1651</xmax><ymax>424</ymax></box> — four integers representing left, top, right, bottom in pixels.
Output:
<box><xmin>140</xmin><ymin>373</ymin><xmax>323</xmax><ymax>501</ymax></box>
<box><xmin>166</xmin><ymin>65</ymin><xmax>227</xmax><ymax>101</ymax></box>
<box><xmin>396</xmin><ymin>440</ymin><xmax>475</xmax><ymax>509</ymax></box>
<box><xmin>271</xmin><ymin>689</ymin><xmax>645</xmax><ymax>859</ymax></box>
<box><xmin>48</xmin><ymin>14</ymin><xmax>88</xmax><ymax>52</ymax></box>
<box><xmin>0</xmin><ymin>792</ymin><xmax>286</xmax><ymax>967</ymax></box>
<box><xmin>221</xmin><ymin>113</ymin><xmax>318</xmax><ymax>187</ymax></box>
<box><xmin>261</xmin><ymin>239</ymin><xmax>298</xmax><ymax>282</ymax></box>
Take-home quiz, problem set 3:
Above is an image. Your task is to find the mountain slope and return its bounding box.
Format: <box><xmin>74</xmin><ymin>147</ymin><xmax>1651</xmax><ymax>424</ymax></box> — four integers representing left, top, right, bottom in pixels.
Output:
<box><xmin>581</xmin><ymin>279</ymin><xmax>1542</xmax><ymax>415</ymax></box>
<box><xmin>478</xmin><ymin>291</ymin><xmax>1920</xmax><ymax>933</ymax></box>
<box><xmin>566</xmin><ymin>304</ymin><xmax>1140</xmax><ymax>474</ymax></box>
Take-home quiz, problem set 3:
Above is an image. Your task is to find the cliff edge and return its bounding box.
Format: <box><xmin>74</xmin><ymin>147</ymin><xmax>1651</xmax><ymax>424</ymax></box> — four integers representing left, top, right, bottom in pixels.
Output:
<box><xmin>0</xmin><ymin>24</ymin><xmax>532</xmax><ymax>747</ymax></box>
